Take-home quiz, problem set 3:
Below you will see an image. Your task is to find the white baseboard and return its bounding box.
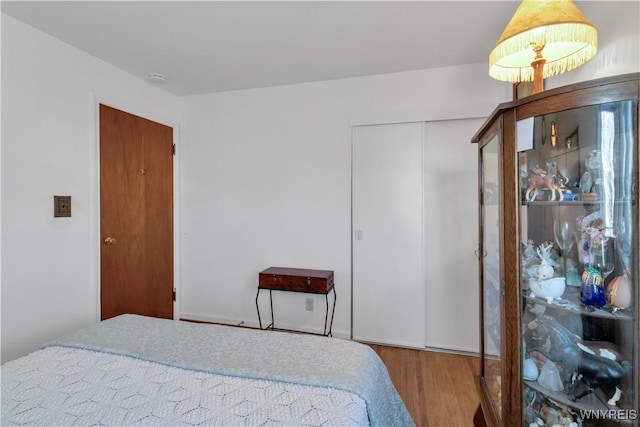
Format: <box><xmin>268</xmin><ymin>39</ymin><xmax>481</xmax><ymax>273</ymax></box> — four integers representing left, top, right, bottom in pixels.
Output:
<box><xmin>179</xmin><ymin>312</ymin><xmax>350</xmax><ymax>339</ymax></box>
<box><xmin>424</xmin><ymin>346</ymin><xmax>480</xmax><ymax>358</ymax></box>
<box><xmin>179</xmin><ymin>312</ymin><xmax>259</xmax><ymax>328</ymax></box>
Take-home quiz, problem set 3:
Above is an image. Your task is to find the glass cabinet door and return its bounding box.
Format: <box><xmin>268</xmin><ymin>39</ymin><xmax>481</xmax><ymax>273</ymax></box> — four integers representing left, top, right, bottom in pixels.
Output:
<box><xmin>518</xmin><ymin>100</ymin><xmax>638</xmax><ymax>425</ymax></box>
<box><xmin>481</xmin><ymin>131</ymin><xmax>502</xmax><ymax>421</ymax></box>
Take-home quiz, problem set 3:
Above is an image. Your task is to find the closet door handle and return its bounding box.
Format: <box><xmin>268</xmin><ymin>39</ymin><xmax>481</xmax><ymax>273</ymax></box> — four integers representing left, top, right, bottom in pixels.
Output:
<box><xmin>104</xmin><ymin>237</ymin><xmax>117</xmax><ymax>245</ymax></box>
<box><xmin>474</xmin><ymin>249</ymin><xmax>487</xmax><ymax>258</ymax></box>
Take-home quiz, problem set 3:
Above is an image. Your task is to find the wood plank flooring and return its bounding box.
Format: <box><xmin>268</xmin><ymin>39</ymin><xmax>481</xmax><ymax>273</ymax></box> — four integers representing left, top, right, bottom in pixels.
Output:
<box><xmin>368</xmin><ymin>344</ymin><xmax>480</xmax><ymax>427</ymax></box>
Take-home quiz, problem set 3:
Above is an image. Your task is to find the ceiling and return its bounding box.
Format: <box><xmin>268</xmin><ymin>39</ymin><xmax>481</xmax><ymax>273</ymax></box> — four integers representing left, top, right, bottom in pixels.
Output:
<box><xmin>2</xmin><ymin>1</ymin><xmax>601</xmax><ymax>97</ymax></box>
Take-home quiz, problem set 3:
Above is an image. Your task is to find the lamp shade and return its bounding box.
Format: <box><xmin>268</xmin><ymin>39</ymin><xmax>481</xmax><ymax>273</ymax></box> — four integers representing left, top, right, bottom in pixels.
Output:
<box><xmin>489</xmin><ymin>0</ymin><xmax>597</xmax><ymax>84</ymax></box>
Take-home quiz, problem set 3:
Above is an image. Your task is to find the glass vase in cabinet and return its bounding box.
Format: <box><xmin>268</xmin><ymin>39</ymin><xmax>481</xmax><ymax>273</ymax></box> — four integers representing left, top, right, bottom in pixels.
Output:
<box><xmin>473</xmin><ymin>73</ymin><xmax>639</xmax><ymax>427</ymax></box>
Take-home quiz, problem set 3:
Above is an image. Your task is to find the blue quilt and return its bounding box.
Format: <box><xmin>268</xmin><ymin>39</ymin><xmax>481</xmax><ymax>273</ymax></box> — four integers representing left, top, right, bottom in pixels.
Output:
<box><xmin>45</xmin><ymin>314</ymin><xmax>415</xmax><ymax>427</ymax></box>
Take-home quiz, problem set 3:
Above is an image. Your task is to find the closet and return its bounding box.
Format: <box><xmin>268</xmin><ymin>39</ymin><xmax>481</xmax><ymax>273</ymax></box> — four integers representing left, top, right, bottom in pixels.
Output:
<box><xmin>352</xmin><ymin>118</ymin><xmax>483</xmax><ymax>352</ymax></box>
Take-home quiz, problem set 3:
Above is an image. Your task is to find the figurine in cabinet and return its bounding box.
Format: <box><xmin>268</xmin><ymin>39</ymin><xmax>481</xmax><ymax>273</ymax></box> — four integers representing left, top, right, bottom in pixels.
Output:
<box><xmin>525</xmin><ymin>166</ymin><xmax>564</xmax><ymax>201</ymax></box>
<box><xmin>579</xmin><ymin>150</ymin><xmax>603</xmax><ymax>199</ymax></box>
<box><xmin>525</xmin><ymin>316</ymin><xmax>631</xmax><ymax>402</ymax></box>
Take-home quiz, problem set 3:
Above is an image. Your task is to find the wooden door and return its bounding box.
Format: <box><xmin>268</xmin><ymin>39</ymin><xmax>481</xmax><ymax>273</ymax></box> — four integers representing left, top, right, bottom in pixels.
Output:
<box><xmin>99</xmin><ymin>104</ymin><xmax>174</xmax><ymax>320</ymax></box>
<box><xmin>352</xmin><ymin>122</ymin><xmax>425</xmax><ymax>348</ymax></box>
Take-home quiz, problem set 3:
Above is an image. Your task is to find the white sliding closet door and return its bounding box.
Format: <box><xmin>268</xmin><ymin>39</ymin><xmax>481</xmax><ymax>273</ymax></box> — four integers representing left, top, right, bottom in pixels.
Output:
<box><xmin>352</xmin><ymin>122</ymin><xmax>425</xmax><ymax>348</ymax></box>
<box><xmin>422</xmin><ymin>118</ymin><xmax>484</xmax><ymax>353</ymax></box>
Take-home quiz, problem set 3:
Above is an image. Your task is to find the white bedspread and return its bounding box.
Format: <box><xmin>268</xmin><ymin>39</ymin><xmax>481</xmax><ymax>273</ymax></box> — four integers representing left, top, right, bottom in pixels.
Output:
<box><xmin>44</xmin><ymin>315</ymin><xmax>414</xmax><ymax>426</ymax></box>
<box><xmin>2</xmin><ymin>346</ymin><xmax>369</xmax><ymax>426</ymax></box>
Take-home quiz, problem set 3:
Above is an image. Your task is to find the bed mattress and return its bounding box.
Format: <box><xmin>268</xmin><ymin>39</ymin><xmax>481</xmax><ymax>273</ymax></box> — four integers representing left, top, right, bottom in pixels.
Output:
<box><xmin>1</xmin><ymin>315</ymin><xmax>414</xmax><ymax>426</ymax></box>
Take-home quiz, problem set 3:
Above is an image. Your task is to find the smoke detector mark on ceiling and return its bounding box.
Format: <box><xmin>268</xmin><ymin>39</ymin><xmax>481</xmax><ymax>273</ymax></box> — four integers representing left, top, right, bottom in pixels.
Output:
<box><xmin>148</xmin><ymin>73</ymin><xmax>166</xmax><ymax>83</ymax></box>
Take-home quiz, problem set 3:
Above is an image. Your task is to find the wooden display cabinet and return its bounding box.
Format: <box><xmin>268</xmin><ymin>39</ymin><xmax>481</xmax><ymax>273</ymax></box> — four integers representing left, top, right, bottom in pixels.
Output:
<box><xmin>473</xmin><ymin>74</ymin><xmax>639</xmax><ymax>426</ymax></box>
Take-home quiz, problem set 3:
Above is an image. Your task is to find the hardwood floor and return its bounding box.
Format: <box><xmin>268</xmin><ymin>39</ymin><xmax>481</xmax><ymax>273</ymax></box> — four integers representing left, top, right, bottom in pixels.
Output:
<box><xmin>368</xmin><ymin>344</ymin><xmax>480</xmax><ymax>427</ymax></box>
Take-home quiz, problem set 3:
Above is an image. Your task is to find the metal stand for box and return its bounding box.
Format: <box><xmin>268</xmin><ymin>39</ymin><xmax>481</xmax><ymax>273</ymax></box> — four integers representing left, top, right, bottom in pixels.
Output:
<box><xmin>256</xmin><ymin>286</ymin><xmax>336</xmax><ymax>337</ymax></box>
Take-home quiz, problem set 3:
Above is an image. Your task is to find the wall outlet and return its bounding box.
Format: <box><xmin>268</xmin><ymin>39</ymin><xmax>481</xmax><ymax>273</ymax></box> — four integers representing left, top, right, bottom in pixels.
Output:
<box><xmin>305</xmin><ymin>298</ymin><xmax>313</xmax><ymax>311</ymax></box>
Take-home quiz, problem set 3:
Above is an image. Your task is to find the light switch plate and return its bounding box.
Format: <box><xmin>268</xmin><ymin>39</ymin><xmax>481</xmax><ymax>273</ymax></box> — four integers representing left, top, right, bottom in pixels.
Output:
<box><xmin>54</xmin><ymin>195</ymin><xmax>71</xmax><ymax>217</ymax></box>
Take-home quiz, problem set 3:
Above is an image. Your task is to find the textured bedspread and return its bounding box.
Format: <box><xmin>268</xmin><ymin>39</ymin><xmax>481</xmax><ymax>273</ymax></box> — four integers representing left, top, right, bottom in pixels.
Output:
<box><xmin>2</xmin><ymin>345</ymin><xmax>368</xmax><ymax>426</ymax></box>
<box><xmin>15</xmin><ymin>315</ymin><xmax>414</xmax><ymax>426</ymax></box>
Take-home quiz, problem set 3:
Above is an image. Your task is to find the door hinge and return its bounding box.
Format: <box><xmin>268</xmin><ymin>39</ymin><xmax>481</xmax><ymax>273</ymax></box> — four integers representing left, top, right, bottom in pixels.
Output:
<box><xmin>172</xmin><ymin>144</ymin><xmax>176</xmax><ymax>156</ymax></box>
<box><xmin>173</xmin><ymin>288</ymin><xmax>176</xmax><ymax>302</ymax></box>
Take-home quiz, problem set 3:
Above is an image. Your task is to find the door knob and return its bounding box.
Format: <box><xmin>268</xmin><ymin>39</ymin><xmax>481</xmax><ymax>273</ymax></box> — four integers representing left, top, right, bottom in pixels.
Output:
<box><xmin>104</xmin><ymin>237</ymin><xmax>117</xmax><ymax>245</ymax></box>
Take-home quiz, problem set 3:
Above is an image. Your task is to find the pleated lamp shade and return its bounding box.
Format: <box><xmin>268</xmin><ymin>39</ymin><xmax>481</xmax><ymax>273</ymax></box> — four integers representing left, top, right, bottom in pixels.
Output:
<box><xmin>489</xmin><ymin>0</ymin><xmax>597</xmax><ymax>93</ymax></box>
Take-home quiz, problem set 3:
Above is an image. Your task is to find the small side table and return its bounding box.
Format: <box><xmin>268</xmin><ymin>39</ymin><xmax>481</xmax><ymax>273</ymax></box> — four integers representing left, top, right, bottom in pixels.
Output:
<box><xmin>256</xmin><ymin>267</ymin><xmax>336</xmax><ymax>336</ymax></box>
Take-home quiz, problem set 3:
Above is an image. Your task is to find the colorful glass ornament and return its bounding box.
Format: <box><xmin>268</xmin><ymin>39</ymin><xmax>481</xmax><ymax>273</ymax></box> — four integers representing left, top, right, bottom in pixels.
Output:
<box><xmin>581</xmin><ymin>267</ymin><xmax>606</xmax><ymax>307</ymax></box>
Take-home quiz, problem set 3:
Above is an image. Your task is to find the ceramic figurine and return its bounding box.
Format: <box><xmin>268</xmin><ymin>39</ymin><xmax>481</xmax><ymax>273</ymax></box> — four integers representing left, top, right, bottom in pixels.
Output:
<box><xmin>525</xmin><ymin>317</ymin><xmax>631</xmax><ymax>402</ymax></box>
<box><xmin>607</xmin><ymin>387</ymin><xmax>623</xmax><ymax>406</ymax></box>
<box><xmin>535</xmin><ymin>242</ymin><xmax>557</xmax><ymax>279</ymax></box>
<box><xmin>529</xmin><ymin>277</ymin><xmax>566</xmax><ymax>303</ymax></box>
<box><xmin>564</xmin><ymin>259</ymin><xmax>582</xmax><ymax>288</ymax></box>
<box><xmin>522</xmin><ymin>240</ymin><xmax>538</xmax><ymax>270</ymax></box>
<box><xmin>536</xmin><ymin>260</ymin><xmax>553</xmax><ymax>279</ymax></box>
<box><xmin>537</xmin><ymin>360</ymin><xmax>563</xmax><ymax>391</ymax></box>
<box><xmin>523</xmin><ymin>358</ymin><xmax>539</xmax><ymax>381</ymax></box>
<box><xmin>526</xmin><ymin>166</ymin><xmax>563</xmax><ymax>201</ymax></box>
<box><xmin>606</xmin><ymin>273</ymin><xmax>633</xmax><ymax>309</ymax></box>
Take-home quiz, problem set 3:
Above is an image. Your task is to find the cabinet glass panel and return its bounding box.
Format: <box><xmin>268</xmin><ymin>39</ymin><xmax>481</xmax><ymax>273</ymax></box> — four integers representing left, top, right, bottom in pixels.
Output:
<box><xmin>518</xmin><ymin>101</ymin><xmax>638</xmax><ymax>425</ymax></box>
<box><xmin>482</xmin><ymin>133</ymin><xmax>502</xmax><ymax>420</ymax></box>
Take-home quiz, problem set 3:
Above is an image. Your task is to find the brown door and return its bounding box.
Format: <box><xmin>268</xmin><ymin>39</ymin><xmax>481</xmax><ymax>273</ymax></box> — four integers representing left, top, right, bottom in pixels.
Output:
<box><xmin>100</xmin><ymin>104</ymin><xmax>174</xmax><ymax>320</ymax></box>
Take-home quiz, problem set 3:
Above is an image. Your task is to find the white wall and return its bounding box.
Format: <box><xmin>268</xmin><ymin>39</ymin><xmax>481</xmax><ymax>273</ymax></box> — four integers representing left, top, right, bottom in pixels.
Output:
<box><xmin>1</xmin><ymin>14</ymin><xmax>179</xmax><ymax>363</ymax></box>
<box><xmin>178</xmin><ymin>64</ymin><xmax>509</xmax><ymax>340</ymax></box>
<box><xmin>545</xmin><ymin>1</ymin><xmax>640</xmax><ymax>89</ymax></box>
<box><xmin>176</xmin><ymin>0</ymin><xmax>640</xmax><ymax>344</ymax></box>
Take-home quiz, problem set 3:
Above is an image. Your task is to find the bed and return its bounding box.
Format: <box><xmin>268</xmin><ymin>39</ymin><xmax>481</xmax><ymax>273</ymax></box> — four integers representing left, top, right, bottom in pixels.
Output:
<box><xmin>1</xmin><ymin>314</ymin><xmax>414</xmax><ymax>426</ymax></box>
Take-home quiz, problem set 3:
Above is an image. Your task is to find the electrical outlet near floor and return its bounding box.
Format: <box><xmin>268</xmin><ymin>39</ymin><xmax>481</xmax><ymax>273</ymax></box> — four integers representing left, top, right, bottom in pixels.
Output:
<box><xmin>305</xmin><ymin>298</ymin><xmax>313</xmax><ymax>311</ymax></box>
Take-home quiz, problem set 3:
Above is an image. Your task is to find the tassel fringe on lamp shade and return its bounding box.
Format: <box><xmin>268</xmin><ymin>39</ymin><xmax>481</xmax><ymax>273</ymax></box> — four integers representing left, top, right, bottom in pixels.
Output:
<box><xmin>489</xmin><ymin>0</ymin><xmax>597</xmax><ymax>94</ymax></box>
